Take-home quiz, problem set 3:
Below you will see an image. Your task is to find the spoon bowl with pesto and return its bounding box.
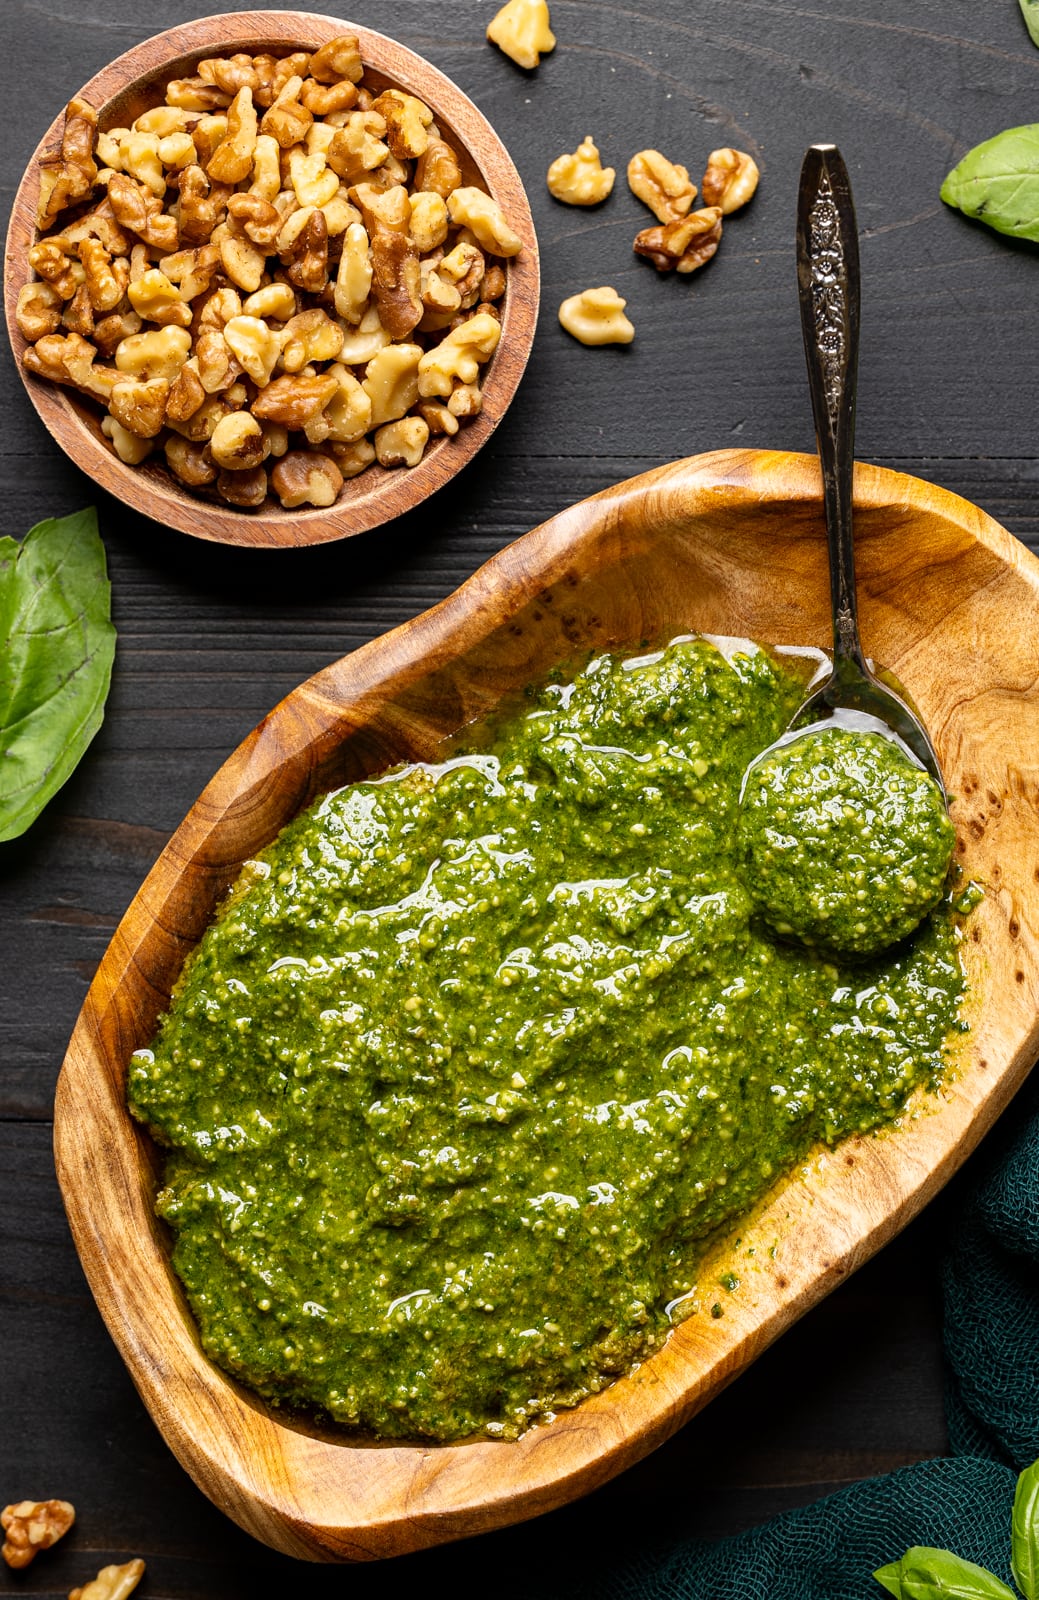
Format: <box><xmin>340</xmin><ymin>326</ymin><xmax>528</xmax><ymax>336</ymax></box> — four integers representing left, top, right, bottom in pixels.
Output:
<box><xmin>55</xmin><ymin>450</ymin><xmax>1039</xmax><ymax>1560</ymax></box>
<box><xmin>736</xmin><ymin>147</ymin><xmax>953</xmax><ymax>963</ymax></box>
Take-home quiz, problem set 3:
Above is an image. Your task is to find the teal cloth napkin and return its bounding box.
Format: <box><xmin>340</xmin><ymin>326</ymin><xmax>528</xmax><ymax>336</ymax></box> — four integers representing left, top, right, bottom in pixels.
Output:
<box><xmin>577</xmin><ymin>1072</ymin><xmax>1039</xmax><ymax>1599</ymax></box>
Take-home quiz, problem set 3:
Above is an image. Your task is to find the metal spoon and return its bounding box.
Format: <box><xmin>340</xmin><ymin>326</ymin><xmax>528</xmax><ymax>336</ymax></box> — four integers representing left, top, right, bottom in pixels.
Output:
<box><xmin>778</xmin><ymin>143</ymin><xmax>946</xmax><ymax>794</ymax></box>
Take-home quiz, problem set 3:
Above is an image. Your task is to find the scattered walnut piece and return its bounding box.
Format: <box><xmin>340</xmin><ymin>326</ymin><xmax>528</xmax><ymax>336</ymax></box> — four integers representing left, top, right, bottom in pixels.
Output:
<box><xmin>627</xmin><ymin>149</ymin><xmax>697</xmax><ymax>224</ymax></box>
<box><xmin>547</xmin><ymin>136</ymin><xmax>615</xmax><ymax>206</ymax></box>
<box><xmin>487</xmin><ymin>0</ymin><xmax>556</xmax><ymax>70</ymax></box>
<box><xmin>701</xmin><ymin>147</ymin><xmax>760</xmax><ymax>213</ymax></box>
<box><xmin>558</xmin><ymin>286</ymin><xmax>634</xmax><ymax>346</ymax></box>
<box><xmin>1</xmin><ymin>1499</ymin><xmax>75</xmax><ymax>1569</ymax></box>
<box><xmin>634</xmin><ymin>206</ymin><xmax>723</xmax><ymax>273</ymax></box>
<box><xmin>69</xmin><ymin>1558</ymin><xmax>146</xmax><ymax>1600</ymax></box>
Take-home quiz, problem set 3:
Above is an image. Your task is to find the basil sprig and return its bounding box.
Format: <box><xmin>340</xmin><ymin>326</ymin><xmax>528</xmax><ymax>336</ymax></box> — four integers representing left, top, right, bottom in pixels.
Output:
<box><xmin>875</xmin><ymin>1459</ymin><xmax>1039</xmax><ymax>1600</ymax></box>
<box><xmin>876</xmin><ymin>1549</ymin><xmax>1016</xmax><ymax>1600</ymax></box>
<box><xmin>0</xmin><ymin>508</ymin><xmax>115</xmax><ymax>842</ymax></box>
<box><xmin>1020</xmin><ymin>0</ymin><xmax>1039</xmax><ymax>47</ymax></box>
<box><xmin>940</xmin><ymin>125</ymin><xmax>1039</xmax><ymax>241</ymax></box>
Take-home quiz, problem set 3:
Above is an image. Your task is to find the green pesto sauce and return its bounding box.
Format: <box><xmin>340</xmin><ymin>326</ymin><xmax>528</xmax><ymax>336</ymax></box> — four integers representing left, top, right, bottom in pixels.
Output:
<box><xmin>128</xmin><ymin>637</ymin><xmax>968</xmax><ymax>1443</ymax></box>
<box><xmin>738</xmin><ymin>725</ymin><xmax>956</xmax><ymax>957</ymax></box>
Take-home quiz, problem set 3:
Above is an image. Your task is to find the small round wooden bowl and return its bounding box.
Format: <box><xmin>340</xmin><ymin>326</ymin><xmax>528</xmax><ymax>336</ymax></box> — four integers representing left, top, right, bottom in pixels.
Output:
<box><xmin>3</xmin><ymin>11</ymin><xmax>539</xmax><ymax>548</ymax></box>
<box><xmin>55</xmin><ymin>451</ymin><xmax>1039</xmax><ymax>1559</ymax></box>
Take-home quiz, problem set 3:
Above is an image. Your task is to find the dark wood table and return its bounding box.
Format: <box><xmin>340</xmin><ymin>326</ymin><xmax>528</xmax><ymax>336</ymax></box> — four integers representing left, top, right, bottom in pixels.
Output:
<box><xmin>3</xmin><ymin>3</ymin><xmax>1036</xmax><ymax>1594</ymax></box>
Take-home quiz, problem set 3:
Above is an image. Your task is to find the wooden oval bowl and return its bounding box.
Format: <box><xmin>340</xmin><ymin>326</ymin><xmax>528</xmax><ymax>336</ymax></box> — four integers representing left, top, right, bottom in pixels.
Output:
<box><xmin>55</xmin><ymin>450</ymin><xmax>1039</xmax><ymax>1560</ymax></box>
<box><xmin>3</xmin><ymin>10</ymin><xmax>539</xmax><ymax>548</ymax></box>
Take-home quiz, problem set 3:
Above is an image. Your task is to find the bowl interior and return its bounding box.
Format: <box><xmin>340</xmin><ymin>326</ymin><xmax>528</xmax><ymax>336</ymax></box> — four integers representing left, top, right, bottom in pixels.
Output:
<box><xmin>4</xmin><ymin>11</ymin><xmax>539</xmax><ymax>548</ymax></box>
<box><xmin>55</xmin><ymin>450</ymin><xmax>1039</xmax><ymax>1559</ymax></box>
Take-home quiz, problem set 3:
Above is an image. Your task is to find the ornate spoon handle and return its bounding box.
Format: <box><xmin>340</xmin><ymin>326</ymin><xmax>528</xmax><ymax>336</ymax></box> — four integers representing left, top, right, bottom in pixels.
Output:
<box><xmin>796</xmin><ymin>143</ymin><xmax>866</xmax><ymax>680</ymax></box>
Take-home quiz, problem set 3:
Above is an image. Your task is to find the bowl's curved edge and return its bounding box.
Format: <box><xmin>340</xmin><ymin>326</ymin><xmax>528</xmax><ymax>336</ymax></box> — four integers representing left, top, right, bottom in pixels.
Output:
<box><xmin>3</xmin><ymin>10</ymin><xmax>540</xmax><ymax>549</ymax></box>
<box><xmin>55</xmin><ymin>448</ymin><xmax>1039</xmax><ymax>1559</ymax></box>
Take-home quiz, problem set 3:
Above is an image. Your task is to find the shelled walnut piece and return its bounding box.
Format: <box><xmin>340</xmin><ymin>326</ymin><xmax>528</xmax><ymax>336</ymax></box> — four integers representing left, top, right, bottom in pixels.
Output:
<box><xmin>487</xmin><ymin>0</ymin><xmax>556</xmax><ymax>70</ymax></box>
<box><xmin>547</xmin><ymin>136</ymin><xmax>614</xmax><ymax>206</ymax></box>
<box><xmin>634</xmin><ymin>206</ymin><xmax>723</xmax><ymax>274</ymax></box>
<box><xmin>627</xmin><ymin>149</ymin><xmax>697</xmax><ymax>224</ymax></box>
<box><xmin>1</xmin><ymin>1499</ymin><xmax>75</xmax><ymax>1568</ymax></box>
<box><xmin>702</xmin><ymin>147</ymin><xmax>760</xmax><ymax>213</ymax></box>
<box><xmin>69</xmin><ymin>1558</ymin><xmax>146</xmax><ymax>1600</ymax></box>
<box><xmin>16</xmin><ymin>39</ymin><xmax>522</xmax><ymax>511</ymax></box>
<box><xmin>558</xmin><ymin>287</ymin><xmax>634</xmax><ymax>345</ymax></box>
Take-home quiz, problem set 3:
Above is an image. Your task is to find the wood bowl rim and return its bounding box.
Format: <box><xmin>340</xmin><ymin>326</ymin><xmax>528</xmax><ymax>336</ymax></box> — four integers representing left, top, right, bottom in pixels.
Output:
<box><xmin>54</xmin><ymin>447</ymin><xmax>1039</xmax><ymax>1560</ymax></box>
<box><xmin>3</xmin><ymin>8</ymin><xmax>540</xmax><ymax>549</ymax></box>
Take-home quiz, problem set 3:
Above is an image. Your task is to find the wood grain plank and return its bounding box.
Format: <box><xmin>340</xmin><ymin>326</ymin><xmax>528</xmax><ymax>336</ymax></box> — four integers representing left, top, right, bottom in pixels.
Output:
<box><xmin>3</xmin><ymin>0</ymin><xmax>1037</xmax><ymax>1586</ymax></box>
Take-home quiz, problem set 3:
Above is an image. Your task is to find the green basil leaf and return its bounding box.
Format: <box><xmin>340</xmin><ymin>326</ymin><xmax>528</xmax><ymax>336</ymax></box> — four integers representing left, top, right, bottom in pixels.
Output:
<box><xmin>940</xmin><ymin>124</ymin><xmax>1039</xmax><ymax>240</ymax></box>
<box><xmin>899</xmin><ymin>1546</ymin><xmax>1017</xmax><ymax>1600</ymax></box>
<box><xmin>0</xmin><ymin>508</ymin><xmax>115</xmax><ymax>842</ymax></box>
<box><xmin>1012</xmin><ymin>1458</ymin><xmax>1039</xmax><ymax>1598</ymax></box>
<box><xmin>874</xmin><ymin>1561</ymin><xmax>906</xmax><ymax>1598</ymax></box>
<box><xmin>1020</xmin><ymin>0</ymin><xmax>1039</xmax><ymax>47</ymax></box>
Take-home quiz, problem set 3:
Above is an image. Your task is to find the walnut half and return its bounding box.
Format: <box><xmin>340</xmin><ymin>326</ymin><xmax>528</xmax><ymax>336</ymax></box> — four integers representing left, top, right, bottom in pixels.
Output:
<box><xmin>627</xmin><ymin>149</ymin><xmax>697</xmax><ymax>224</ymax></box>
<box><xmin>701</xmin><ymin>147</ymin><xmax>760</xmax><ymax>214</ymax></box>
